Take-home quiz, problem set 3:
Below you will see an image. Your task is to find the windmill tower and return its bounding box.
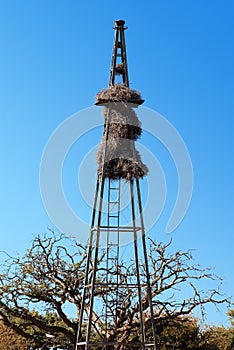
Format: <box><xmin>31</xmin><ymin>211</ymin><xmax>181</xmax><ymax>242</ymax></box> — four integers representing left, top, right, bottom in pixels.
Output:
<box><xmin>76</xmin><ymin>20</ymin><xmax>157</xmax><ymax>350</ymax></box>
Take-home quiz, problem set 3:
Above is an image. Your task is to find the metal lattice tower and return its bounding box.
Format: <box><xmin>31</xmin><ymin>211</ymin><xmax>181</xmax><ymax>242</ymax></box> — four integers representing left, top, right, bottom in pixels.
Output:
<box><xmin>76</xmin><ymin>20</ymin><xmax>157</xmax><ymax>350</ymax></box>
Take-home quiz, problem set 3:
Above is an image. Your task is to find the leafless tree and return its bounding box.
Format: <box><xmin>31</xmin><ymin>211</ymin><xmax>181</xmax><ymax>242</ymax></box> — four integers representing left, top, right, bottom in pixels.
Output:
<box><xmin>0</xmin><ymin>231</ymin><xmax>229</xmax><ymax>348</ymax></box>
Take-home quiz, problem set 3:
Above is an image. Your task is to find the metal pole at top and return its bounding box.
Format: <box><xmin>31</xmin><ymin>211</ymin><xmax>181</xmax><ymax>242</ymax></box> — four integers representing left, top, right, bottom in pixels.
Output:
<box><xmin>109</xmin><ymin>19</ymin><xmax>129</xmax><ymax>87</ymax></box>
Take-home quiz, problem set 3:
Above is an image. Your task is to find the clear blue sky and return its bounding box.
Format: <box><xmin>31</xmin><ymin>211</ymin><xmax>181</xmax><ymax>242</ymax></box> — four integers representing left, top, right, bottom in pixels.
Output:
<box><xmin>0</xmin><ymin>1</ymin><xmax>234</xmax><ymax>326</ymax></box>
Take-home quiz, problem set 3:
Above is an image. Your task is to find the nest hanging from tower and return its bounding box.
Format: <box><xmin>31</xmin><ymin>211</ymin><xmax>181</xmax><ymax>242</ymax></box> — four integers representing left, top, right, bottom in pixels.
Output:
<box><xmin>96</xmin><ymin>84</ymin><xmax>148</xmax><ymax>181</ymax></box>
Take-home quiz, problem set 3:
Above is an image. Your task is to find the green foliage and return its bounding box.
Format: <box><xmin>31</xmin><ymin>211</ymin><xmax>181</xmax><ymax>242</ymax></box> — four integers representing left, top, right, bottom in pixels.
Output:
<box><xmin>0</xmin><ymin>310</ymin><xmax>74</xmax><ymax>349</ymax></box>
<box><xmin>228</xmin><ymin>309</ymin><xmax>234</xmax><ymax>327</ymax></box>
<box><xmin>0</xmin><ymin>322</ymin><xmax>31</xmax><ymax>350</ymax></box>
<box><xmin>155</xmin><ymin>317</ymin><xmax>201</xmax><ymax>349</ymax></box>
<box><xmin>200</xmin><ymin>324</ymin><xmax>234</xmax><ymax>350</ymax></box>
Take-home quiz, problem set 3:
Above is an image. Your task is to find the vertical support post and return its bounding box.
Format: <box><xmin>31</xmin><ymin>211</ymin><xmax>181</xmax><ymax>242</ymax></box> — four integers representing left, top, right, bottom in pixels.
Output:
<box><xmin>84</xmin><ymin>106</ymin><xmax>112</xmax><ymax>348</ymax></box>
<box><xmin>109</xmin><ymin>24</ymin><xmax>119</xmax><ymax>87</ymax></box>
<box><xmin>76</xmin><ymin>106</ymin><xmax>111</xmax><ymax>349</ymax></box>
<box><xmin>85</xmin><ymin>173</ymin><xmax>106</xmax><ymax>348</ymax></box>
<box><xmin>75</xmin><ymin>180</ymin><xmax>99</xmax><ymax>349</ymax></box>
<box><xmin>119</xmin><ymin>23</ymin><xmax>129</xmax><ymax>87</ymax></box>
<box><xmin>130</xmin><ymin>180</ymin><xmax>146</xmax><ymax>348</ymax></box>
<box><xmin>136</xmin><ymin>177</ymin><xmax>157</xmax><ymax>349</ymax></box>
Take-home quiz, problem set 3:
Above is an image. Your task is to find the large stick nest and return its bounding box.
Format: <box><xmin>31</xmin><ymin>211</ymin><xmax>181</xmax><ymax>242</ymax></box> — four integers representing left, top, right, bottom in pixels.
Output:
<box><xmin>96</xmin><ymin>84</ymin><xmax>142</xmax><ymax>105</ymax></box>
<box><xmin>97</xmin><ymin>109</ymin><xmax>148</xmax><ymax>180</ymax></box>
<box><xmin>103</xmin><ymin>106</ymin><xmax>142</xmax><ymax>140</ymax></box>
<box><xmin>96</xmin><ymin>85</ymin><xmax>147</xmax><ymax>180</ymax></box>
<box><xmin>97</xmin><ymin>141</ymin><xmax>148</xmax><ymax>180</ymax></box>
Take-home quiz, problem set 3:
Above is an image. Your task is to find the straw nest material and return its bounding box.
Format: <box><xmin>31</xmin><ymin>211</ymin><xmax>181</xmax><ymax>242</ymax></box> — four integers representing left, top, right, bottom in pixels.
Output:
<box><xmin>96</xmin><ymin>84</ymin><xmax>142</xmax><ymax>104</ymax></box>
<box><xmin>102</xmin><ymin>106</ymin><xmax>142</xmax><ymax>140</ymax></box>
<box><xmin>96</xmin><ymin>85</ymin><xmax>147</xmax><ymax>180</ymax></box>
<box><xmin>97</xmin><ymin>138</ymin><xmax>148</xmax><ymax>181</ymax></box>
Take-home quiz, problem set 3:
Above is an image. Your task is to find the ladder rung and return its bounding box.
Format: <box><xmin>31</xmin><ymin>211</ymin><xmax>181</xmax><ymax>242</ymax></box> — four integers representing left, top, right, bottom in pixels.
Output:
<box><xmin>105</xmin><ymin>227</ymin><xmax>140</xmax><ymax>232</ymax></box>
<box><xmin>92</xmin><ymin>226</ymin><xmax>142</xmax><ymax>232</ymax></box>
<box><xmin>81</xmin><ymin>341</ymin><xmax>155</xmax><ymax>347</ymax></box>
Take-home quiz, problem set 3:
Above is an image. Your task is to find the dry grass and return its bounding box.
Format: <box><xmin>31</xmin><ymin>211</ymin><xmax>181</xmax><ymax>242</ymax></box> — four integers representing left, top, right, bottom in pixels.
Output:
<box><xmin>96</xmin><ymin>85</ymin><xmax>147</xmax><ymax>180</ymax></box>
<box><xmin>97</xmin><ymin>127</ymin><xmax>148</xmax><ymax>181</ymax></box>
<box><xmin>102</xmin><ymin>107</ymin><xmax>142</xmax><ymax>140</ymax></box>
<box><xmin>96</xmin><ymin>84</ymin><xmax>142</xmax><ymax>104</ymax></box>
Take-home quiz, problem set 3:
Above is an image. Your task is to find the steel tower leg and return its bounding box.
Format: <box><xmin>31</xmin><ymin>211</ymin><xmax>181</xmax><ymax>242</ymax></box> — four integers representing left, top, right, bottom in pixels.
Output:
<box><xmin>130</xmin><ymin>180</ymin><xmax>146</xmax><ymax>348</ymax></box>
<box><xmin>136</xmin><ymin>177</ymin><xmax>157</xmax><ymax>347</ymax></box>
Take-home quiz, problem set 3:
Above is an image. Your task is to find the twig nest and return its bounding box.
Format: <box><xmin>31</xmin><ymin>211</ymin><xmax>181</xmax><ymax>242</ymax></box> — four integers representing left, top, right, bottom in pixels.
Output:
<box><xmin>97</xmin><ymin>154</ymin><xmax>148</xmax><ymax>181</ymax></box>
<box><xmin>97</xmin><ymin>132</ymin><xmax>148</xmax><ymax>181</ymax></box>
<box><xmin>96</xmin><ymin>84</ymin><xmax>143</xmax><ymax>105</ymax></box>
<box><xmin>103</xmin><ymin>106</ymin><xmax>142</xmax><ymax>140</ymax></box>
<box><xmin>96</xmin><ymin>85</ymin><xmax>147</xmax><ymax>180</ymax></box>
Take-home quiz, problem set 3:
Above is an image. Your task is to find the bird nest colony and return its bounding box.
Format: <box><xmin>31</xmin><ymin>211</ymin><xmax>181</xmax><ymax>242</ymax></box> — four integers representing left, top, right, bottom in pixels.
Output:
<box><xmin>96</xmin><ymin>85</ymin><xmax>148</xmax><ymax>181</ymax></box>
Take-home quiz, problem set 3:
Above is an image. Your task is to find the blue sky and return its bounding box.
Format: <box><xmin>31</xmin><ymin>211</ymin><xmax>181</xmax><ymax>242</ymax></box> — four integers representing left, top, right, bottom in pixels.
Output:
<box><xmin>0</xmin><ymin>1</ymin><xmax>234</xmax><ymax>326</ymax></box>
